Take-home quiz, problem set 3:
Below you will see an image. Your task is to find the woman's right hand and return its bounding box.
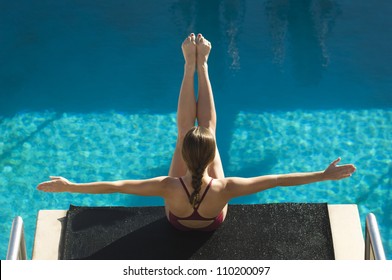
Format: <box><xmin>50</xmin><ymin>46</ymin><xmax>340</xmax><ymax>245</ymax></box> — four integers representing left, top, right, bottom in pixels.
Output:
<box><xmin>37</xmin><ymin>176</ymin><xmax>72</xmax><ymax>192</ymax></box>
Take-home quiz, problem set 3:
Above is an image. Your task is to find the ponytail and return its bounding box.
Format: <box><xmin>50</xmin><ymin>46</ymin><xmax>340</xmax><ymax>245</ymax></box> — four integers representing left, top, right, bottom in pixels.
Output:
<box><xmin>189</xmin><ymin>167</ymin><xmax>203</xmax><ymax>208</ymax></box>
<box><xmin>181</xmin><ymin>126</ymin><xmax>216</xmax><ymax>208</ymax></box>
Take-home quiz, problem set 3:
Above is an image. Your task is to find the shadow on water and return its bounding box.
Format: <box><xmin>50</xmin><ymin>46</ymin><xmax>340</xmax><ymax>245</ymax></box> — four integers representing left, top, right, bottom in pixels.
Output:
<box><xmin>232</xmin><ymin>149</ymin><xmax>278</xmax><ymax>178</ymax></box>
<box><xmin>126</xmin><ymin>164</ymin><xmax>172</xmax><ymax>179</ymax></box>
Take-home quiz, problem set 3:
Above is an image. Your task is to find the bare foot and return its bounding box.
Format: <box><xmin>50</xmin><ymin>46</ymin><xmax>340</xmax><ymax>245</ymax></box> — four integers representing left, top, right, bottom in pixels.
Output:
<box><xmin>182</xmin><ymin>33</ymin><xmax>196</xmax><ymax>69</ymax></box>
<box><xmin>196</xmin><ymin>33</ymin><xmax>211</xmax><ymax>67</ymax></box>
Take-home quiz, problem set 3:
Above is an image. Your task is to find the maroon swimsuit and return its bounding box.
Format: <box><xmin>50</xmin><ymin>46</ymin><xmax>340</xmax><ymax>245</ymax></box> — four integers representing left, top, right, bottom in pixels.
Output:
<box><xmin>168</xmin><ymin>177</ymin><xmax>224</xmax><ymax>231</ymax></box>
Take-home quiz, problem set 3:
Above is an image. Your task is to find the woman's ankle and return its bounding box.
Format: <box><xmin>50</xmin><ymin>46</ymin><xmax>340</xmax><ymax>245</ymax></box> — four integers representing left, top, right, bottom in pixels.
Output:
<box><xmin>184</xmin><ymin>63</ymin><xmax>196</xmax><ymax>73</ymax></box>
<box><xmin>197</xmin><ymin>62</ymin><xmax>208</xmax><ymax>72</ymax></box>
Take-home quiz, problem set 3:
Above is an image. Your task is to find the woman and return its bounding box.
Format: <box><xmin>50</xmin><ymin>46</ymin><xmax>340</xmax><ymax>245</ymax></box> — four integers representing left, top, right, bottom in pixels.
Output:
<box><xmin>37</xmin><ymin>33</ymin><xmax>356</xmax><ymax>231</ymax></box>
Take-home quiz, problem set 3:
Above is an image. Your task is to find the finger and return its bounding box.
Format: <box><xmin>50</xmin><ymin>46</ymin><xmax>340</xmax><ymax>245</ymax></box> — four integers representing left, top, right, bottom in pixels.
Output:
<box><xmin>331</xmin><ymin>157</ymin><xmax>341</xmax><ymax>166</ymax></box>
<box><xmin>50</xmin><ymin>176</ymin><xmax>62</xmax><ymax>180</ymax></box>
<box><xmin>340</xmin><ymin>164</ymin><xmax>356</xmax><ymax>173</ymax></box>
<box><xmin>37</xmin><ymin>181</ymin><xmax>51</xmax><ymax>191</ymax></box>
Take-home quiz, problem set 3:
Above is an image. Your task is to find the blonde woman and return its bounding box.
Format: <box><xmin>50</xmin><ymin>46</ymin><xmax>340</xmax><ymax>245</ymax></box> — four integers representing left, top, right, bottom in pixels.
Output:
<box><xmin>37</xmin><ymin>33</ymin><xmax>356</xmax><ymax>231</ymax></box>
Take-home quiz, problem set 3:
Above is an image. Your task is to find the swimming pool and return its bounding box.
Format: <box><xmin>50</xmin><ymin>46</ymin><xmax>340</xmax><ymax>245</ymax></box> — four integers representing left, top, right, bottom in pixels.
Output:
<box><xmin>1</xmin><ymin>0</ymin><xmax>391</xmax><ymax>260</ymax></box>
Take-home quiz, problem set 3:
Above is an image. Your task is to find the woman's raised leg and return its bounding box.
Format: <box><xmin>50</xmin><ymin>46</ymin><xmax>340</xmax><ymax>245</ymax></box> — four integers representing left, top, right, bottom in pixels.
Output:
<box><xmin>196</xmin><ymin>34</ymin><xmax>225</xmax><ymax>179</ymax></box>
<box><xmin>169</xmin><ymin>34</ymin><xmax>197</xmax><ymax>177</ymax></box>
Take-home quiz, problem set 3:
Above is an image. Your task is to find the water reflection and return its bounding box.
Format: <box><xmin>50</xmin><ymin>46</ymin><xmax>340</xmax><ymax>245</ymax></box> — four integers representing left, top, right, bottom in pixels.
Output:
<box><xmin>170</xmin><ymin>0</ymin><xmax>338</xmax><ymax>83</ymax></box>
<box><xmin>170</xmin><ymin>0</ymin><xmax>245</xmax><ymax>71</ymax></box>
<box><xmin>220</xmin><ymin>0</ymin><xmax>245</xmax><ymax>70</ymax></box>
<box><xmin>265</xmin><ymin>0</ymin><xmax>339</xmax><ymax>85</ymax></box>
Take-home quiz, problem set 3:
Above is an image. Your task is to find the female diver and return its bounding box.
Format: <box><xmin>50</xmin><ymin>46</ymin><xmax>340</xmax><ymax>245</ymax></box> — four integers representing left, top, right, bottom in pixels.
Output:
<box><xmin>37</xmin><ymin>33</ymin><xmax>356</xmax><ymax>231</ymax></box>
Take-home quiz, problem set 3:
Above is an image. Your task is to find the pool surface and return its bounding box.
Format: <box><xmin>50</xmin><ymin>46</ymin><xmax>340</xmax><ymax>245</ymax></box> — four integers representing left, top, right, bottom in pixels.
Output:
<box><xmin>1</xmin><ymin>0</ymin><xmax>391</xmax><ymax>259</ymax></box>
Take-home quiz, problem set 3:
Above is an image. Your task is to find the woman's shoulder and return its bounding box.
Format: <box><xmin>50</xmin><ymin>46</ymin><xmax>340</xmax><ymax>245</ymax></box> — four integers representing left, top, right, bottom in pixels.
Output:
<box><xmin>161</xmin><ymin>176</ymin><xmax>182</xmax><ymax>191</ymax></box>
<box><xmin>162</xmin><ymin>176</ymin><xmax>179</xmax><ymax>185</ymax></box>
<box><xmin>210</xmin><ymin>177</ymin><xmax>229</xmax><ymax>192</ymax></box>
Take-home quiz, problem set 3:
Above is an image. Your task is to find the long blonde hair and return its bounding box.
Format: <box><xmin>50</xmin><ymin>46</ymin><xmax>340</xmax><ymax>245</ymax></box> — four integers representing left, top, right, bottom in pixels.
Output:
<box><xmin>182</xmin><ymin>126</ymin><xmax>216</xmax><ymax>208</ymax></box>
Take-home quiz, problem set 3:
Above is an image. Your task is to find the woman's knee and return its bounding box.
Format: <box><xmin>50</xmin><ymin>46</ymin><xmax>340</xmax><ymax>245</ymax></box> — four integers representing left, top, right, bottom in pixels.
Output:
<box><xmin>177</xmin><ymin>128</ymin><xmax>191</xmax><ymax>141</ymax></box>
<box><xmin>196</xmin><ymin>122</ymin><xmax>216</xmax><ymax>136</ymax></box>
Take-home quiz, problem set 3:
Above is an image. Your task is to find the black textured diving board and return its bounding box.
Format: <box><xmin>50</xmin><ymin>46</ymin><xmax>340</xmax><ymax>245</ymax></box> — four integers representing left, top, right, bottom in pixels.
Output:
<box><xmin>60</xmin><ymin>203</ymin><xmax>334</xmax><ymax>260</ymax></box>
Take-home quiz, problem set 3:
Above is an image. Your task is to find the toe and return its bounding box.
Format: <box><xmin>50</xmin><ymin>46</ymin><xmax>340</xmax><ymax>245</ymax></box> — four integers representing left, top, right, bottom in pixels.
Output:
<box><xmin>190</xmin><ymin>33</ymin><xmax>196</xmax><ymax>43</ymax></box>
<box><xmin>197</xmin><ymin>34</ymin><xmax>204</xmax><ymax>44</ymax></box>
<box><xmin>183</xmin><ymin>35</ymin><xmax>192</xmax><ymax>45</ymax></box>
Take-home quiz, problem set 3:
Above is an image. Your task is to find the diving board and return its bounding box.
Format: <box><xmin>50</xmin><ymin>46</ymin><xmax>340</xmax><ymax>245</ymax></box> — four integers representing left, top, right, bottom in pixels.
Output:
<box><xmin>32</xmin><ymin>204</ymin><xmax>364</xmax><ymax>260</ymax></box>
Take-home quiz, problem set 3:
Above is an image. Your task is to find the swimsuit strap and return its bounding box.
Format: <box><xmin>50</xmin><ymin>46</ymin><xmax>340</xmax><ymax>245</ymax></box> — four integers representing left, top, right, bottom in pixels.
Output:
<box><xmin>178</xmin><ymin>177</ymin><xmax>214</xmax><ymax>210</ymax></box>
<box><xmin>195</xmin><ymin>178</ymin><xmax>214</xmax><ymax>210</ymax></box>
<box><xmin>178</xmin><ymin>177</ymin><xmax>191</xmax><ymax>198</ymax></box>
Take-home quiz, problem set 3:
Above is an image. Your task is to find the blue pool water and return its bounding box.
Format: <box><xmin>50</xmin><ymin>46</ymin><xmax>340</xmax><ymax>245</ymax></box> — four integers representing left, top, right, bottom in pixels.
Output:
<box><xmin>1</xmin><ymin>0</ymin><xmax>391</xmax><ymax>259</ymax></box>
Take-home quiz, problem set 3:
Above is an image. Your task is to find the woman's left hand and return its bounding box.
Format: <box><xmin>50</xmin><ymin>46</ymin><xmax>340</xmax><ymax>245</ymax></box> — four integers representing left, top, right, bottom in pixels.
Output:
<box><xmin>323</xmin><ymin>158</ymin><xmax>356</xmax><ymax>180</ymax></box>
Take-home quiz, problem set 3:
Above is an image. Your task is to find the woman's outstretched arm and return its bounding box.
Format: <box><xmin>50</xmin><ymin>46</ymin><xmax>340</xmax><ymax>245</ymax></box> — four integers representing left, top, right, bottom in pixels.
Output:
<box><xmin>223</xmin><ymin>158</ymin><xmax>356</xmax><ymax>199</ymax></box>
<box><xmin>37</xmin><ymin>176</ymin><xmax>169</xmax><ymax>196</ymax></box>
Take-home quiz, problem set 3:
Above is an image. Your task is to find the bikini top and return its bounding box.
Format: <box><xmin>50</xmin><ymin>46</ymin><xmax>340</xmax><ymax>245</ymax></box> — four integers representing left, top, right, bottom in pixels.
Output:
<box><xmin>168</xmin><ymin>177</ymin><xmax>224</xmax><ymax>231</ymax></box>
